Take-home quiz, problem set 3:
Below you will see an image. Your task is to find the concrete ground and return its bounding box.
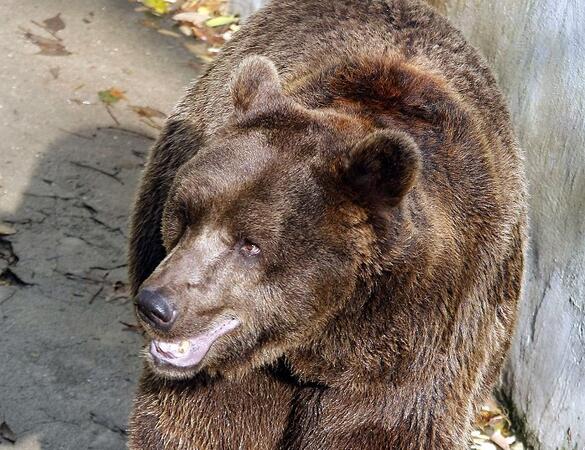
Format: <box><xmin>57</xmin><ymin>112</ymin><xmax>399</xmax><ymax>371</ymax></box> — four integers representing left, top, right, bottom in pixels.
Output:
<box><xmin>0</xmin><ymin>1</ymin><xmax>202</xmax><ymax>448</ymax></box>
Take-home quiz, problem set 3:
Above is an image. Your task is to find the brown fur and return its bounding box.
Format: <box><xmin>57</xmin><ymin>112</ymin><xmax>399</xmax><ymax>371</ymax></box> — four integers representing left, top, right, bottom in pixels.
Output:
<box><xmin>127</xmin><ymin>0</ymin><xmax>526</xmax><ymax>448</ymax></box>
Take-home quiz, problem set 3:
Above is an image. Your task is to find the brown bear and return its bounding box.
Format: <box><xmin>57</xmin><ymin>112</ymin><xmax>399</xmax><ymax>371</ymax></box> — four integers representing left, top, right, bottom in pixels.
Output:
<box><xmin>127</xmin><ymin>0</ymin><xmax>526</xmax><ymax>449</ymax></box>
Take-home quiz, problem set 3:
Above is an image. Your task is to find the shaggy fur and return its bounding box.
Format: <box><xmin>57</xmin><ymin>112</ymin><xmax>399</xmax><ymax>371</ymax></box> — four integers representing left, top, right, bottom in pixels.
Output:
<box><xmin>127</xmin><ymin>0</ymin><xmax>526</xmax><ymax>448</ymax></box>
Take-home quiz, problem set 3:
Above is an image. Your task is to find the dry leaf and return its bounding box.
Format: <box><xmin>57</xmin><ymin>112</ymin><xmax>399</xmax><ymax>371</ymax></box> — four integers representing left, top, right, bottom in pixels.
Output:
<box><xmin>179</xmin><ymin>24</ymin><xmax>193</xmax><ymax>36</ymax></box>
<box><xmin>198</xmin><ymin>0</ymin><xmax>227</xmax><ymax>14</ymax></box>
<box><xmin>136</xmin><ymin>0</ymin><xmax>240</xmax><ymax>57</ymax></box>
<box><xmin>130</xmin><ymin>105</ymin><xmax>166</xmax><ymax>120</ymax></box>
<box><xmin>490</xmin><ymin>430</ymin><xmax>510</xmax><ymax>450</ymax></box>
<box><xmin>0</xmin><ymin>223</ymin><xmax>16</xmax><ymax>236</ymax></box>
<box><xmin>471</xmin><ymin>398</ymin><xmax>524</xmax><ymax>450</ymax></box>
<box><xmin>42</xmin><ymin>13</ymin><xmax>66</xmax><ymax>33</ymax></box>
<box><xmin>22</xmin><ymin>30</ymin><xmax>71</xmax><ymax>56</ymax></box>
<box><xmin>478</xmin><ymin>443</ymin><xmax>497</xmax><ymax>450</ymax></box>
<box><xmin>157</xmin><ymin>28</ymin><xmax>181</xmax><ymax>38</ymax></box>
<box><xmin>181</xmin><ymin>0</ymin><xmax>202</xmax><ymax>11</ymax></box>
<box><xmin>193</xmin><ymin>24</ymin><xmax>225</xmax><ymax>45</ymax></box>
<box><xmin>173</xmin><ymin>11</ymin><xmax>210</xmax><ymax>26</ymax></box>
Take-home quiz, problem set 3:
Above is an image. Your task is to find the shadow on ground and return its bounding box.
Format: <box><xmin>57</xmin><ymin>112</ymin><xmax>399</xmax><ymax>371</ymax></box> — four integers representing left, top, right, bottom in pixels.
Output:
<box><xmin>0</xmin><ymin>0</ymin><xmax>207</xmax><ymax>447</ymax></box>
<box><xmin>0</xmin><ymin>127</ymin><xmax>155</xmax><ymax>449</ymax></box>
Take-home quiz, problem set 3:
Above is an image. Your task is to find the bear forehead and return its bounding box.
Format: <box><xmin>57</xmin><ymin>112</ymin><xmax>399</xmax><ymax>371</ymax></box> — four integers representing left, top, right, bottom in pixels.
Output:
<box><xmin>173</xmin><ymin>131</ymin><xmax>324</xmax><ymax>212</ymax></box>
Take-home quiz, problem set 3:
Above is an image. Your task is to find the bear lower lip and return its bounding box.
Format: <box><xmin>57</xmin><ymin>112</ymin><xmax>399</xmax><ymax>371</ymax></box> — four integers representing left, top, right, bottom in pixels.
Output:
<box><xmin>149</xmin><ymin>318</ymin><xmax>240</xmax><ymax>368</ymax></box>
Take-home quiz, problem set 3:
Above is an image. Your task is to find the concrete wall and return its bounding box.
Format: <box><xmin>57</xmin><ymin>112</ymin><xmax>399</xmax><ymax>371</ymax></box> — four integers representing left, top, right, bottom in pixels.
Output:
<box><xmin>433</xmin><ymin>2</ymin><xmax>585</xmax><ymax>449</ymax></box>
<box><xmin>232</xmin><ymin>1</ymin><xmax>585</xmax><ymax>448</ymax></box>
<box><xmin>229</xmin><ymin>0</ymin><xmax>265</xmax><ymax>18</ymax></box>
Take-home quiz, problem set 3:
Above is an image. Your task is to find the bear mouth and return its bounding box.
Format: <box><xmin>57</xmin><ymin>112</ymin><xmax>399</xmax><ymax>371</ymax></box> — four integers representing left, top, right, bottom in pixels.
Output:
<box><xmin>149</xmin><ymin>318</ymin><xmax>240</xmax><ymax>369</ymax></box>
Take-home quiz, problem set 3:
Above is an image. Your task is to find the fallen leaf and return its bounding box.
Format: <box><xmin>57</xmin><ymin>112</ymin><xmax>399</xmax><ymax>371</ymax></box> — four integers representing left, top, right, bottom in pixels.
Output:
<box><xmin>197</xmin><ymin>1</ymin><xmax>226</xmax><ymax>15</ymax></box>
<box><xmin>179</xmin><ymin>24</ymin><xmax>193</xmax><ymax>36</ymax></box>
<box><xmin>490</xmin><ymin>430</ymin><xmax>510</xmax><ymax>450</ymax></box>
<box><xmin>130</xmin><ymin>105</ymin><xmax>166</xmax><ymax>120</ymax></box>
<box><xmin>157</xmin><ymin>28</ymin><xmax>181</xmax><ymax>38</ymax></box>
<box><xmin>140</xmin><ymin>0</ymin><xmax>239</xmax><ymax>58</ymax></box>
<box><xmin>0</xmin><ymin>421</ymin><xmax>16</xmax><ymax>443</ymax></box>
<box><xmin>196</xmin><ymin>6</ymin><xmax>212</xmax><ymax>15</ymax></box>
<box><xmin>142</xmin><ymin>0</ymin><xmax>170</xmax><ymax>16</ymax></box>
<box><xmin>0</xmin><ymin>223</ymin><xmax>16</xmax><ymax>236</ymax></box>
<box><xmin>98</xmin><ymin>88</ymin><xmax>126</xmax><ymax>105</ymax></box>
<box><xmin>479</xmin><ymin>442</ymin><xmax>497</xmax><ymax>450</ymax></box>
<box><xmin>191</xmin><ymin>24</ymin><xmax>225</xmax><ymax>45</ymax></box>
<box><xmin>471</xmin><ymin>398</ymin><xmax>524</xmax><ymax>450</ymax></box>
<box><xmin>173</xmin><ymin>11</ymin><xmax>210</xmax><ymax>26</ymax></box>
<box><xmin>205</xmin><ymin>15</ymin><xmax>238</xmax><ymax>28</ymax></box>
<box><xmin>49</xmin><ymin>66</ymin><xmax>60</xmax><ymax>79</ymax></box>
<box><xmin>22</xmin><ymin>30</ymin><xmax>71</xmax><ymax>56</ymax></box>
<box><xmin>139</xmin><ymin>118</ymin><xmax>163</xmax><ymax>130</ymax></box>
<box><xmin>43</xmin><ymin>13</ymin><xmax>66</xmax><ymax>33</ymax></box>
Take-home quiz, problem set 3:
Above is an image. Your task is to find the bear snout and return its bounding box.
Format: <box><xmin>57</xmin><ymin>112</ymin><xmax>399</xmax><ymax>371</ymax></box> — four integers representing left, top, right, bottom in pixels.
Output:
<box><xmin>136</xmin><ymin>288</ymin><xmax>178</xmax><ymax>331</ymax></box>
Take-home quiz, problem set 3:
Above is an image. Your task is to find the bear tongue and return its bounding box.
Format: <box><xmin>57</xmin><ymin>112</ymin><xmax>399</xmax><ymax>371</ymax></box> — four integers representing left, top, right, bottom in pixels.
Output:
<box><xmin>150</xmin><ymin>318</ymin><xmax>240</xmax><ymax>368</ymax></box>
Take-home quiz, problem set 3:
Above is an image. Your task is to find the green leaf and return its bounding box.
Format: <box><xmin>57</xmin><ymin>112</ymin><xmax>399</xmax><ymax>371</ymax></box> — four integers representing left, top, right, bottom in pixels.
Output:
<box><xmin>205</xmin><ymin>15</ymin><xmax>238</xmax><ymax>28</ymax></box>
<box><xmin>98</xmin><ymin>88</ymin><xmax>126</xmax><ymax>105</ymax></box>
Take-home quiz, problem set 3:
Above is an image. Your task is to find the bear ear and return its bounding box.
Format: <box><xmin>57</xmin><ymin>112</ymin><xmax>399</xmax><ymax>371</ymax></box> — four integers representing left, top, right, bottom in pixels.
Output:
<box><xmin>339</xmin><ymin>130</ymin><xmax>421</xmax><ymax>206</ymax></box>
<box><xmin>230</xmin><ymin>55</ymin><xmax>286</xmax><ymax>116</ymax></box>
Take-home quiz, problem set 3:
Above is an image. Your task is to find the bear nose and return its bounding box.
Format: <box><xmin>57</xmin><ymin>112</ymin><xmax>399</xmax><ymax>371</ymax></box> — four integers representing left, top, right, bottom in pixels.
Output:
<box><xmin>136</xmin><ymin>288</ymin><xmax>177</xmax><ymax>330</ymax></box>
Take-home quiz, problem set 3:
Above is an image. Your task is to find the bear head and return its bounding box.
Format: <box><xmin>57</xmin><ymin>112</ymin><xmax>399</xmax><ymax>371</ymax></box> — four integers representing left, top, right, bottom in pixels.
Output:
<box><xmin>135</xmin><ymin>56</ymin><xmax>421</xmax><ymax>380</ymax></box>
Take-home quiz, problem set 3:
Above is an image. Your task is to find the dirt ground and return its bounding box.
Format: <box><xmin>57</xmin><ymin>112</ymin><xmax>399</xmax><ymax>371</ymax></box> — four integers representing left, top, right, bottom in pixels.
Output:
<box><xmin>0</xmin><ymin>1</ymin><xmax>202</xmax><ymax>448</ymax></box>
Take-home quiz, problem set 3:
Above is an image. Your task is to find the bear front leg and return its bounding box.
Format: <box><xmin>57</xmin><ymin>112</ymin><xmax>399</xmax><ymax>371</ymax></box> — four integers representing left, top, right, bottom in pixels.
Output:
<box><xmin>129</xmin><ymin>369</ymin><xmax>296</xmax><ymax>450</ymax></box>
<box><xmin>280</xmin><ymin>383</ymin><xmax>473</xmax><ymax>450</ymax></box>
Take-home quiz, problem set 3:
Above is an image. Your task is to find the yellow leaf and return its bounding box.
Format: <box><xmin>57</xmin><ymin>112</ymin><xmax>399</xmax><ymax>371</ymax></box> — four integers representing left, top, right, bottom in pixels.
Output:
<box><xmin>142</xmin><ymin>0</ymin><xmax>169</xmax><ymax>16</ymax></box>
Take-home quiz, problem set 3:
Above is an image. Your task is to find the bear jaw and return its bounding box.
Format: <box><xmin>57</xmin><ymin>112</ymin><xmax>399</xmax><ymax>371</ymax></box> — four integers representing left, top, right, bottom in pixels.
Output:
<box><xmin>147</xmin><ymin>317</ymin><xmax>241</xmax><ymax>377</ymax></box>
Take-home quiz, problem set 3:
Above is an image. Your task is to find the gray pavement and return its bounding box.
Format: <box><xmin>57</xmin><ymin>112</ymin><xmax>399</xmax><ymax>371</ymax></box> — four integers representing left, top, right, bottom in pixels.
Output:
<box><xmin>0</xmin><ymin>1</ymin><xmax>202</xmax><ymax>448</ymax></box>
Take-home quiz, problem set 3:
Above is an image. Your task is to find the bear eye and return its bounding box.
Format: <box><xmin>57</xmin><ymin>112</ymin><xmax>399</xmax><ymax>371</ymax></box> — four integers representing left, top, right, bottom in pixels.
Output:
<box><xmin>239</xmin><ymin>240</ymin><xmax>261</xmax><ymax>258</ymax></box>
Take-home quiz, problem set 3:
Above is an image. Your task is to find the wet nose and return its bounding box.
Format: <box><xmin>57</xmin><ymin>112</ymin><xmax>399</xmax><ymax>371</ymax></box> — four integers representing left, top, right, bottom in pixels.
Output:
<box><xmin>136</xmin><ymin>288</ymin><xmax>177</xmax><ymax>330</ymax></box>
